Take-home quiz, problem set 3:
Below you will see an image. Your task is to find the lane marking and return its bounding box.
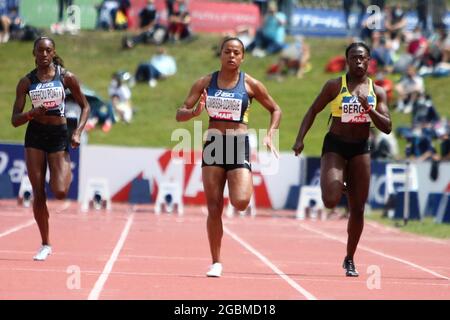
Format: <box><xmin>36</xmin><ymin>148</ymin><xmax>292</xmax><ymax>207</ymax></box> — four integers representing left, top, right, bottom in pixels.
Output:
<box><xmin>0</xmin><ymin>220</ymin><xmax>35</xmax><ymax>238</ymax></box>
<box><xmin>223</xmin><ymin>225</ymin><xmax>317</xmax><ymax>300</ymax></box>
<box><xmin>88</xmin><ymin>214</ymin><xmax>134</xmax><ymax>300</ymax></box>
<box><xmin>201</xmin><ymin>206</ymin><xmax>317</xmax><ymax>299</ymax></box>
<box><xmin>298</xmin><ymin>223</ymin><xmax>450</xmax><ymax>281</ymax></box>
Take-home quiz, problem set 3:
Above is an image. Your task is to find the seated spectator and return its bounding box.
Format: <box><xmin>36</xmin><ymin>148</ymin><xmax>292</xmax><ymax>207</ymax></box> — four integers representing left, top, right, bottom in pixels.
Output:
<box><xmin>266</xmin><ymin>36</ymin><xmax>311</xmax><ymax>80</ymax></box>
<box><xmin>246</xmin><ymin>1</ymin><xmax>286</xmax><ymax>57</ymax></box>
<box><xmin>435</xmin><ymin>120</ymin><xmax>450</xmax><ymax>161</ymax></box>
<box><xmin>0</xmin><ymin>2</ymin><xmax>22</xmax><ymax>43</ymax></box>
<box><xmin>214</xmin><ymin>25</ymin><xmax>255</xmax><ymax>56</ymax></box>
<box><xmin>440</xmin><ymin>133</ymin><xmax>450</xmax><ymax>161</ymax></box>
<box><xmin>135</xmin><ymin>46</ymin><xmax>177</xmax><ymax>87</ymax></box>
<box><xmin>122</xmin><ymin>0</ymin><xmax>167</xmax><ymax>48</ymax></box>
<box><xmin>167</xmin><ymin>0</ymin><xmax>192</xmax><ymax>42</ymax></box>
<box><xmin>108</xmin><ymin>71</ymin><xmax>133</xmax><ymax>123</ymax></box>
<box><xmin>371</xmin><ymin>130</ymin><xmax>399</xmax><ymax>160</ymax></box>
<box><xmin>405</xmin><ymin>127</ymin><xmax>438</xmax><ymax>161</ymax></box>
<box><xmin>384</xmin><ymin>4</ymin><xmax>407</xmax><ymax>52</ymax></box>
<box><xmin>371</xmin><ymin>32</ymin><xmax>395</xmax><ymax>74</ymax></box>
<box><xmin>96</xmin><ymin>0</ymin><xmax>119</xmax><ymax>31</ymax></box>
<box><xmin>412</xmin><ymin>94</ymin><xmax>440</xmax><ymax>126</ymax></box>
<box><xmin>395</xmin><ymin>65</ymin><xmax>425</xmax><ymax>113</ymax></box>
<box><xmin>85</xmin><ymin>99</ymin><xmax>116</xmax><ymax>133</ymax></box>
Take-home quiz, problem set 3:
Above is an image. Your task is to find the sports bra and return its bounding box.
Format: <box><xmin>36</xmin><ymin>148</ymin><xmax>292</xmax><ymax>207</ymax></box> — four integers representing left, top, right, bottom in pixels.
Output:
<box><xmin>205</xmin><ymin>71</ymin><xmax>251</xmax><ymax>124</ymax></box>
<box><xmin>27</xmin><ymin>65</ymin><xmax>66</xmax><ymax>117</ymax></box>
<box><xmin>329</xmin><ymin>75</ymin><xmax>377</xmax><ymax>123</ymax></box>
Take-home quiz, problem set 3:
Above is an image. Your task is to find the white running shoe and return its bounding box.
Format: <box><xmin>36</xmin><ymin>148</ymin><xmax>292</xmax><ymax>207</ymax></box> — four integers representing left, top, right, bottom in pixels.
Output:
<box><xmin>33</xmin><ymin>245</ymin><xmax>52</xmax><ymax>261</ymax></box>
<box><xmin>206</xmin><ymin>263</ymin><xmax>223</xmax><ymax>277</ymax></box>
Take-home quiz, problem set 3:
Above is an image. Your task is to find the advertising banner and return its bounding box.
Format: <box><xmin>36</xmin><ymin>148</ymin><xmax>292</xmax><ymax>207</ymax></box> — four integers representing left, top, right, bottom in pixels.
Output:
<box><xmin>0</xmin><ymin>142</ymin><xmax>79</xmax><ymax>200</ymax></box>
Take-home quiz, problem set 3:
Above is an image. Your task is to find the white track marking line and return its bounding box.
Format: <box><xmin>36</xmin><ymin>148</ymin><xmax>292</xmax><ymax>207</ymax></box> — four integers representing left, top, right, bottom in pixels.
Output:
<box><xmin>298</xmin><ymin>223</ymin><xmax>449</xmax><ymax>281</ymax></box>
<box><xmin>88</xmin><ymin>214</ymin><xmax>134</xmax><ymax>300</ymax></box>
<box><xmin>365</xmin><ymin>221</ymin><xmax>450</xmax><ymax>245</ymax></box>
<box><xmin>200</xmin><ymin>206</ymin><xmax>317</xmax><ymax>299</ymax></box>
<box><xmin>0</xmin><ymin>220</ymin><xmax>35</xmax><ymax>238</ymax></box>
<box><xmin>0</xmin><ymin>201</ymin><xmax>73</xmax><ymax>238</ymax></box>
<box><xmin>223</xmin><ymin>225</ymin><xmax>317</xmax><ymax>300</ymax></box>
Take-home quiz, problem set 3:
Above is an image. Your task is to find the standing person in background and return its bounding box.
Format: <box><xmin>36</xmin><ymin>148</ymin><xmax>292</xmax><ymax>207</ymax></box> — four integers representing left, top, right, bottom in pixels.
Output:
<box><xmin>176</xmin><ymin>37</ymin><xmax>281</xmax><ymax>277</ymax></box>
<box><xmin>58</xmin><ymin>0</ymin><xmax>73</xmax><ymax>24</ymax></box>
<box><xmin>11</xmin><ymin>36</ymin><xmax>90</xmax><ymax>261</ymax></box>
<box><xmin>292</xmin><ymin>43</ymin><xmax>391</xmax><ymax>277</ymax></box>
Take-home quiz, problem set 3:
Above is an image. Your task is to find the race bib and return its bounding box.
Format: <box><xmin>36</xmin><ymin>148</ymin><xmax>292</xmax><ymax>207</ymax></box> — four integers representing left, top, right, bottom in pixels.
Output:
<box><xmin>206</xmin><ymin>91</ymin><xmax>243</xmax><ymax>121</ymax></box>
<box><xmin>341</xmin><ymin>96</ymin><xmax>374</xmax><ymax>123</ymax></box>
<box><xmin>29</xmin><ymin>82</ymin><xmax>65</xmax><ymax>109</ymax></box>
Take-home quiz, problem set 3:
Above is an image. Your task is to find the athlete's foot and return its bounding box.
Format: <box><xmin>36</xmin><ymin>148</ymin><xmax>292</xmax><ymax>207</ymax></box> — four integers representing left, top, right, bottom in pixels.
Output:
<box><xmin>33</xmin><ymin>245</ymin><xmax>52</xmax><ymax>261</ymax></box>
<box><xmin>206</xmin><ymin>263</ymin><xmax>223</xmax><ymax>277</ymax></box>
<box><xmin>342</xmin><ymin>257</ymin><xmax>359</xmax><ymax>277</ymax></box>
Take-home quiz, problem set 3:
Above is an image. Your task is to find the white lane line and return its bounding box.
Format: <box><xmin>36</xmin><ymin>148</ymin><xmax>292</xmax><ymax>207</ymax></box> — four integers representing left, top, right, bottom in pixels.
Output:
<box><xmin>223</xmin><ymin>225</ymin><xmax>317</xmax><ymax>300</ymax></box>
<box><xmin>88</xmin><ymin>214</ymin><xmax>134</xmax><ymax>300</ymax></box>
<box><xmin>298</xmin><ymin>223</ymin><xmax>450</xmax><ymax>281</ymax></box>
<box><xmin>0</xmin><ymin>220</ymin><xmax>35</xmax><ymax>238</ymax></box>
<box><xmin>200</xmin><ymin>206</ymin><xmax>317</xmax><ymax>299</ymax></box>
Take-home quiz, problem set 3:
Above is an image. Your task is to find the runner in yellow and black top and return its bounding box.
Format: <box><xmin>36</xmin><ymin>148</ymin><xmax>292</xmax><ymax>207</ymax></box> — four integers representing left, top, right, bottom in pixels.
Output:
<box><xmin>176</xmin><ymin>37</ymin><xmax>281</xmax><ymax>278</ymax></box>
<box><xmin>292</xmin><ymin>42</ymin><xmax>392</xmax><ymax>277</ymax></box>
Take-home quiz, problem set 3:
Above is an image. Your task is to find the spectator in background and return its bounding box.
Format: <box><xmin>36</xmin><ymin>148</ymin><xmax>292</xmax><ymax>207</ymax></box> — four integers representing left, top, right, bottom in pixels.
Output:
<box><xmin>0</xmin><ymin>0</ymin><xmax>21</xmax><ymax>43</ymax></box>
<box><xmin>267</xmin><ymin>35</ymin><xmax>311</xmax><ymax>80</ymax></box>
<box><xmin>416</xmin><ymin>0</ymin><xmax>428</xmax><ymax>34</ymax></box>
<box><xmin>406</xmin><ymin>127</ymin><xmax>438</xmax><ymax>161</ymax></box>
<box><xmin>384</xmin><ymin>4</ymin><xmax>407</xmax><ymax>52</ymax></box>
<box><xmin>108</xmin><ymin>72</ymin><xmax>133</xmax><ymax>123</ymax></box>
<box><xmin>96</xmin><ymin>0</ymin><xmax>119</xmax><ymax>31</ymax></box>
<box><xmin>85</xmin><ymin>99</ymin><xmax>115</xmax><ymax>133</ymax></box>
<box><xmin>167</xmin><ymin>0</ymin><xmax>192</xmax><ymax>42</ymax></box>
<box><xmin>113</xmin><ymin>0</ymin><xmax>131</xmax><ymax>30</ymax></box>
<box><xmin>371</xmin><ymin>130</ymin><xmax>399</xmax><ymax>160</ymax></box>
<box><xmin>371</xmin><ymin>32</ymin><xmax>395</xmax><ymax>74</ymax></box>
<box><xmin>166</xmin><ymin>0</ymin><xmax>175</xmax><ymax>17</ymax></box>
<box><xmin>122</xmin><ymin>0</ymin><xmax>167</xmax><ymax>48</ymax></box>
<box><xmin>246</xmin><ymin>1</ymin><xmax>286</xmax><ymax>57</ymax></box>
<box><xmin>135</xmin><ymin>46</ymin><xmax>177</xmax><ymax>88</ymax></box>
<box><xmin>57</xmin><ymin>0</ymin><xmax>73</xmax><ymax>24</ymax></box>
<box><xmin>253</xmin><ymin>0</ymin><xmax>268</xmax><ymax>17</ymax></box>
<box><xmin>440</xmin><ymin>130</ymin><xmax>450</xmax><ymax>161</ymax></box>
<box><xmin>343</xmin><ymin>0</ymin><xmax>365</xmax><ymax>40</ymax></box>
<box><xmin>431</xmin><ymin>0</ymin><xmax>447</xmax><ymax>30</ymax></box>
<box><xmin>395</xmin><ymin>65</ymin><xmax>425</xmax><ymax>113</ymax></box>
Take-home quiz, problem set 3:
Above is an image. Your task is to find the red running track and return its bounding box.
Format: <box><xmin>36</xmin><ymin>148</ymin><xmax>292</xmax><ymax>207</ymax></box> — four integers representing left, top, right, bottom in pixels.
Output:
<box><xmin>0</xmin><ymin>200</ymin><xmax>449</xmax><ymax>300</ymax></box>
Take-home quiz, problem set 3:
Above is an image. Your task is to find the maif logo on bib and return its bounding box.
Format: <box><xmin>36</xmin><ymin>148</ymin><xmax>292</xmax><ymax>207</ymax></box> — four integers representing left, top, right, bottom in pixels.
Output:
<box><xmin>341</xmin><ymin>96</ymin><xmax>374</xmax><ymax>123</ymax></box>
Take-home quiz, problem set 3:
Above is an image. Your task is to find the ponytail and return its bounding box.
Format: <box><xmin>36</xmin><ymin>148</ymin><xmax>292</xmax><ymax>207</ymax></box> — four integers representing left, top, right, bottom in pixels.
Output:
<box><xmin>53</xmin><ymin>54</ymin><xmax>64</xmax><ymax>67</ymax></box>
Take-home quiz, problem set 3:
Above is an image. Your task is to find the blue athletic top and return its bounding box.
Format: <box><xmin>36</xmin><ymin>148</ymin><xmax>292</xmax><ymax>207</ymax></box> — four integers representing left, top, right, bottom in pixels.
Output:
<box><xmin>27</xmin><ymin>65</ymin><xmax>66</xmax><ymax>117</ymax></box>
<box><xmin>205</xmin><ymin>71</ymin><xmax>251</xmax><ymax>124</ymax></box>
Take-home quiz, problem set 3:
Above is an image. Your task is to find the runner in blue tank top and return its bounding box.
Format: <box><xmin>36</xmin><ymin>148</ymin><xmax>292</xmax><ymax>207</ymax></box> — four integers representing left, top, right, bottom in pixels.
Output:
<box><xmin>11</xmin><ymin>37</ymin><xmax>90</xmax><ymax>261</ymax></box>
<box><xmin>176</xmin><ymin>37</ymin><xmax>282</xmax><ymax>277</ymax></box>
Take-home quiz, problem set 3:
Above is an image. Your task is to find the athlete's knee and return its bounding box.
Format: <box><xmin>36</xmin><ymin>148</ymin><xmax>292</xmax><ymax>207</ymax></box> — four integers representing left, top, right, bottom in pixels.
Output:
<box><xmin>53</xmin><ymin>189</ymin><xmax>68</xmax><ymax>200</ymax></box>
<box><xmin>322</xmin><ymin>194</ymin><xmax>341</xmax><ymax>209</ymax></box>
<box><xmin>230</xmin><ymin>198</ymin><xmax>250</xmax><ymax>212</ymax></box>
